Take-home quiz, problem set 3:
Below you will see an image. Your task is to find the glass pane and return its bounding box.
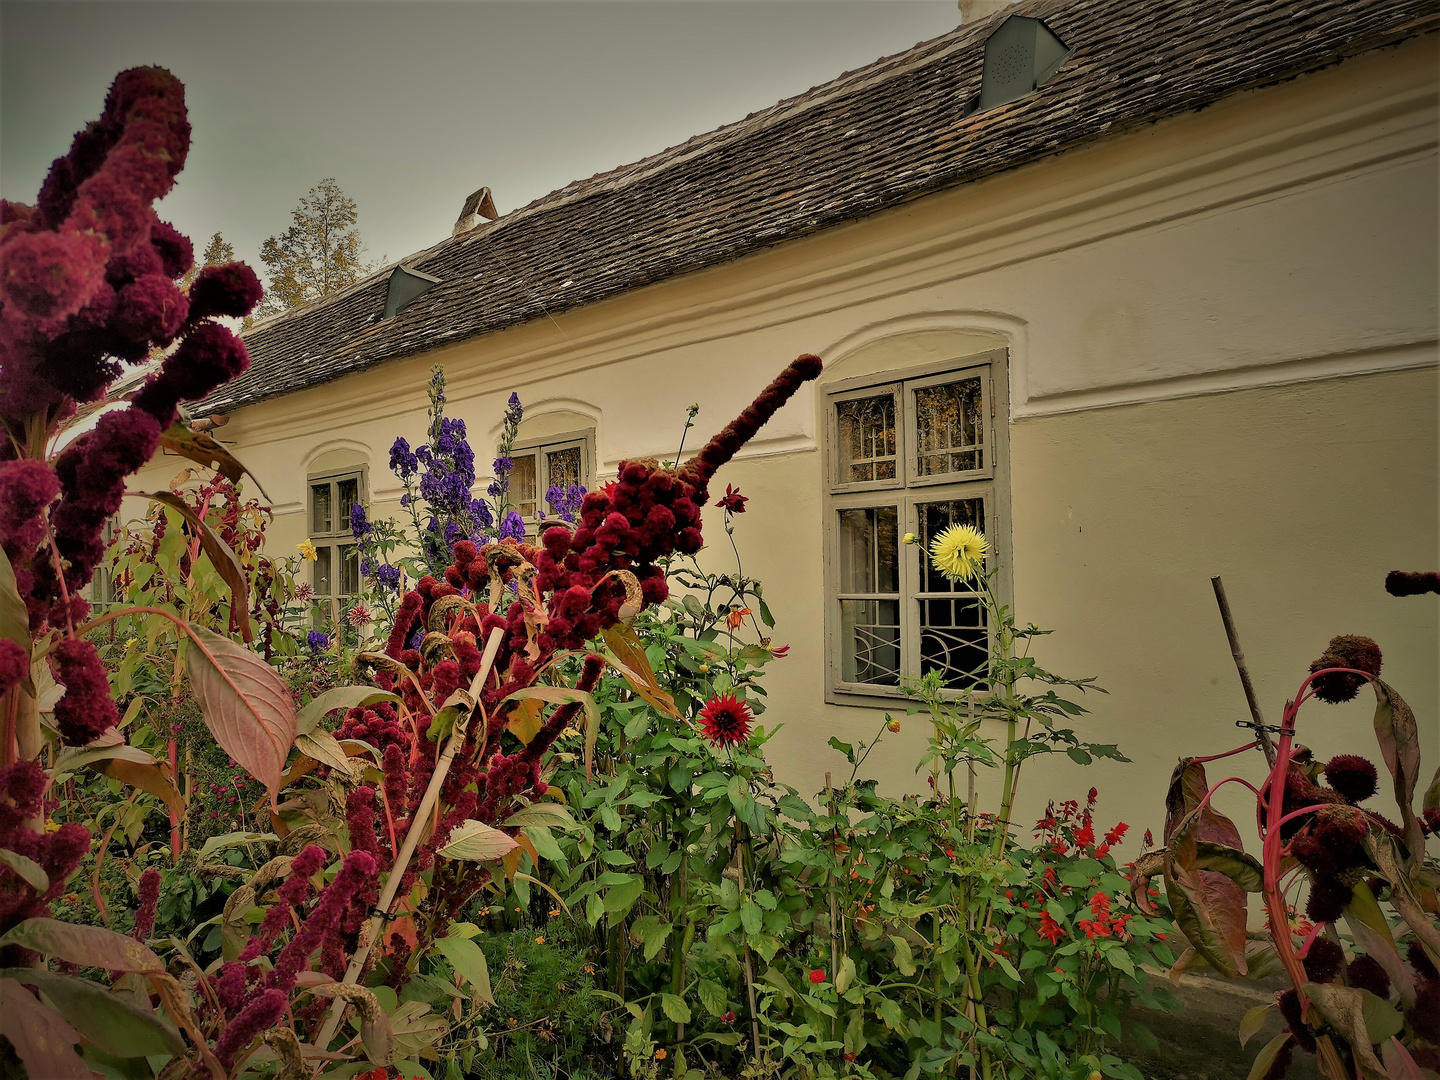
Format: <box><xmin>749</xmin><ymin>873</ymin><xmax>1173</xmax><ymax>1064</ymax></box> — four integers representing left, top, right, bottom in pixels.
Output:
<box><xmin>339</xmin><ymin>544</ymin><xmax>360</xmax><ymax>596</ymax></box>
<box><xmin>337</xmin><ymin>477</ymin><xmax>359</xmax><ymax>529</ymax></box>
<box><xmin>840</xmin><ymin>600</ymin><xmax>900</xmax><ymax>685</ymax></box>
<box><xmin>546</xmin><ymin>446</ymin><xmax>582</xmax><ymax>492</ymax></box>
<box><xmin>915</xmin><ymin>376</ymin><xmax>984</xmax><ymax>476</ymax></box>
<box><xmin>837</xmin><ymin>507</ymin><xmax>898</xmax><ymax>594</ymax></box>
<box><xmin>511</xmin><ymin>454</ymin><xmax>537</xmax><ymax>518</ymax></box>
<box><xmin>310</xmin><ymin>483</ymin><xmax>332</xmax><ymax>534</ymax></box>
<box><xmin>836</xmin><ymin>394</ymin><xmax>896</xmax><ymax>484</ymax></box>
<box><xmin>918</xmin><ymin>498</ymin><xmax>986</xmax><ymax>594</ymax></box>
<box><xmin>314</xmin><ymin>545</ymin><xmax>332</xmax><ymax>597</ymax></box>
<box><xmin>920</xmin><ymin>595</ymin><xmax>988</xmax><ymax>690</ymax></box>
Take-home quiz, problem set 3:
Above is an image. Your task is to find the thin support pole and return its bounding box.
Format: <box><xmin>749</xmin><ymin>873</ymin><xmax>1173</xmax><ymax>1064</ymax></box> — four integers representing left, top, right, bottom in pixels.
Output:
<box><xmin>1210</xmin><ymin>576</ymin><xmax>1276</xmax><ymax>766</ymax></box>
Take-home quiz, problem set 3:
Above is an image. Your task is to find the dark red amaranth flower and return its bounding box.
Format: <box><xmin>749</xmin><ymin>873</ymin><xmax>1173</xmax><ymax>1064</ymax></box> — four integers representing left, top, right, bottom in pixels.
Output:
<box><xmin>1301</xmin><ymin>937</ymin><xmax>1344</xmax><ymax>983</ymax></box>
<box><xmin>1307</xmin><ymin>634</ymin><xmax>1382</xmax><ymax>704</ymax></box>
<box><xmin>1304</xmin><ymin>876</ymin><xmax>1352</xmax><ymax>924</ymax></box>
<box><xmin>1408</xmin><ymin>981</ymin><xmax>1440</xmax><ymax>1041</ymax></box>
<box><xmin>1322</xmin><ymin>755</ymin><xmax>1378</xmax><ymax>805</ymax></box>
<box><xmin>213</xmin><ymin>988</ymin><xmax>286</xmax><ymax>1067</ymax></box>
<box><xmin>185</xmin><ymin>262</ymin><xmax>263</xmax><ymax>322</ymax></box>
<box><xmin>0</xmin><ymin>640</ymin><xmax>28</xmax><ymax>694</ymax></box>
<box><xmin>131</xmin><ymin>868</ymin><xmax>160</xmax><ymax>942</ymax></box>
<box><xmin>1346</xmin><ymin>954</ymin><xmax>1391</xmax><ymax>999</ymax></box>
<box><xmin>698</xmin><ymin>693</ymin><xmax>753</xmax><ymax>747</ymax></box>
<box><xmin>1407</xmin><ymin>941</ymin><xmax>1438</xmax><ymax>983</ymax></box>
<box><xmin>1276</xmin><ymin>988</ymin><xmax>1317</xmax><ymax>1052</ymax></box>
<box><xmin>1385</xmin><ymin>570</ymin><xmax>1440</xmax><ymax>596</ymax></box>
<box><xmin>0</xmin><ymin>761</ymin><xmax>90</xmax><ymax>949</ymax></box>
<box><xmin>51</xmin><ymin>637</ymin><xmax>119</xmax><ymax>745</ymax></box>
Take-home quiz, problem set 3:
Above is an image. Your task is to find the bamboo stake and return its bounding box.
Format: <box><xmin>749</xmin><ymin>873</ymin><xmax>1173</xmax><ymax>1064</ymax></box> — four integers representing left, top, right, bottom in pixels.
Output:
<box><xmin>1210</xmin><ymin>576</ymin><xmax>1276</xmax><ymax>766</ymax></box>
<box><xmin>312</xmin><ymin>626</ymin><xmax>504</xmax><ymax>1059</ymax></box>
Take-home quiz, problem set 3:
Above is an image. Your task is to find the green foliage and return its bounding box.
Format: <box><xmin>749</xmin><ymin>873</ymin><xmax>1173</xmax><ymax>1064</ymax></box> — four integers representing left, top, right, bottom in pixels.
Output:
<box><xmin>257</xmin><ymin>177</ymin><xmax>372</xmax><ymax>316</ymax></box>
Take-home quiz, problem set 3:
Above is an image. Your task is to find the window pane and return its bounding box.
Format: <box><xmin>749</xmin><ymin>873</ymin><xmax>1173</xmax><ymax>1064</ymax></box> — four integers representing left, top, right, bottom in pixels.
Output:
<box><xmin>840</xmin><ymin>599</ymin><xmax>901</xmax><ymax>685</ymax></box>
<box><xmin>918</xmin><ymin>498</ymin><xmax>986</xmax><ymax>594</ymax></box>
<box><xmin>339</xmin><ymin>544</ymin><xmax>360</xmax><ymax>596</ymax></box>
<box><xmin>836</xmin><ymin>394</ymin><xmax>896</xmax><ymax>484</ymax></box>
<box><xmin>920</xmin><ymin>595</ymin><xmax>988</xmax><ymax>690</ymax></box>
<box><xmin>310</xmin><ymin>483</ymin><xmax>332</xmax><ymax>534</ymax></box>
<box><xmin>511</xmin><ymin>454</ymin><xmax>537</xmax><ymax>518</ymax></box>
<box><xmin>838</xmin><ymin>507</ymin><xmax>898</xmax><ymax>594</ymax></box>
<box><xmin>337</xmin><ymin>477</ymin><xmax>359</xmax><ymax>528</ymax></box>
<box><xmin>314</xmin><ymin>545</ymin><xmax>332</xmax><ymax>597</ymax></box>
<box><xmin>915</xmin><ymin>377</ymin><xmax>983</xmax><ymax>476</ymax></box>
<box><xmin>546</xmin><ymin>446</ymin><xmax>582</xmax><ymax>492</ymax></box>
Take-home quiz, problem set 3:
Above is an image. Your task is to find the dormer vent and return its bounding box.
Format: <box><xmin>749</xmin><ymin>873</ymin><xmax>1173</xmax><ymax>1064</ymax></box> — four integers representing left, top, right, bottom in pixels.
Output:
<box><xmin>451</xmin><ymin>186</ymin><xmax>499</xmax><ymax>236</ymax></box>
<box><xmin>384</xmin><ymin>265</ymin><xmax>441</xmax><ymax>319</ymax></box>
<box><xmin>970</xmin><ymin>15</ymin><xmax>1069</xmax><ymax>115</ymax></box>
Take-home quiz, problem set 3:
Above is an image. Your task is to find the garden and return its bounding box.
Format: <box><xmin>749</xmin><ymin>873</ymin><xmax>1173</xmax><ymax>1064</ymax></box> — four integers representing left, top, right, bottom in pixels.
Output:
<box><xmin>0</xmin><ymin>67</ymin><xmax>1436</xmax><ymax>1080</ymax></box>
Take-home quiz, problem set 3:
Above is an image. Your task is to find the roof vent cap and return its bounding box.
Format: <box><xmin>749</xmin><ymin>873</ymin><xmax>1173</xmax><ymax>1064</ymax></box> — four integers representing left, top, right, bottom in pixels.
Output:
<box><xmin>384</xmin><ymin>264</ymin><xmax>441</xmax><ymax>320</ymax></box>
<box><xmin>969</xmin><ymin>15</ymin><xmax>1069</xmax><ymax>115</ymax></box>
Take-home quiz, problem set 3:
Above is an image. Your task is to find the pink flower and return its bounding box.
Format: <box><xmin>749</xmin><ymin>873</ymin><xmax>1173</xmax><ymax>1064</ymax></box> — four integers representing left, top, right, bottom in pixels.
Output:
<box><xmin>347</xmin><ymin>603</ymin><xmax>372</xmax><ymax>627</ymax></box>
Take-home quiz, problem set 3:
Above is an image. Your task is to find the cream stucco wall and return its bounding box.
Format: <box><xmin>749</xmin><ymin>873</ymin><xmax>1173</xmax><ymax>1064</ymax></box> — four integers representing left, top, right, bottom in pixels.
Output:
<box><xmin>128</xmin><ymin>36</ymin><xmax>1440</xmax><ymax>845</ymax></box>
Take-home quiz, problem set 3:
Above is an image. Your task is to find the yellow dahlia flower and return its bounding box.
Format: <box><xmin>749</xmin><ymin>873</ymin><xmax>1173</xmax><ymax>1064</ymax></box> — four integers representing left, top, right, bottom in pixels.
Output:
<box><xmin>929</xmin><ymin>524</ymin><xmax>988</xmax><ymax>582</ymax></box>
<box><xmin>296</xmin><ymin>540</ymin><xmax>318</xmax><ymax>562</ymax></box>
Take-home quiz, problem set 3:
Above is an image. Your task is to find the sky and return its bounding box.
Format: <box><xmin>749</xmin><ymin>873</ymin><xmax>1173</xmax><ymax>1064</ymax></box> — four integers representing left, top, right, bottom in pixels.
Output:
<box><xmin>2</xmin><ymin>1</ymin><xmax>964</xmax><ymax>282</ymax></box>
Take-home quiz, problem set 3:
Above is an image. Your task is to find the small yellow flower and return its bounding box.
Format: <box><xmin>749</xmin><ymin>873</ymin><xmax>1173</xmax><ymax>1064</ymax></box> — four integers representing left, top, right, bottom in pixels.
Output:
<box><xmin>296</xmin><ymin>540</ymin><xmax>318</xmax><ymax>562</ymax></box>
<box><xmin>928</xmin><ymin>524</ymin><xmax>988</xmax><ymax>583</ymax></box>
<box><xmin>124</xmin><ymin>638</ymin><xmax>139</xmax><ymax>650</ymax></box>
<box><xmin>902</xmin><ymin>532</ymin><xmax>919</xmax><ymax>545</ymax></box>
<box><xmin>535</xmin><ymin>935</ymin><xmax>545</xmax><ymax>944</ymax></box>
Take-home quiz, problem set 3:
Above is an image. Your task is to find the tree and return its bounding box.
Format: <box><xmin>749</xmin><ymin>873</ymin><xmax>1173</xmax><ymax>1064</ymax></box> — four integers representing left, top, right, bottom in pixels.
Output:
<box><xmin>180</xmin><ymin>232</ymin><xmax>235</xmax><ymax>290</ymax></box>
<box><xmin>256</xmin><ymin>178</ymin><xmax>370</xmax><ymax>316</ymax></box>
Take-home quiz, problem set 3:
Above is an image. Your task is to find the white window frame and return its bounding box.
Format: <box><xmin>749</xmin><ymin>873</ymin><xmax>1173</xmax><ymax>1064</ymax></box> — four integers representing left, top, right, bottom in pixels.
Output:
<box><xmin>507</xmin><ymin>430</ymin><xmax>595</xmax><ymax>528</ymax></box>
<box><xmin>823</xmin><ymin>350</ymin><xmax>1010</xmax><ymax>706</ymax></box>
<box><xmin>308</xmin><ymin>467</ymin><xmax>366</xmax><ymax>625</ymax></box>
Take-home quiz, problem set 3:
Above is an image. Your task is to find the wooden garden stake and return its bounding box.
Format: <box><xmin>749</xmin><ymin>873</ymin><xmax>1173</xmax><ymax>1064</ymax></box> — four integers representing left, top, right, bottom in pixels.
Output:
<box><xmin>1210</xmin><ymin>575</ymin><xmax>1276</xmax><ymax>766</ymax></box>
<box><xmin>312</xmin><ymin>626</ymin><xmax>505</xmax><ymax>1060</ymax></box>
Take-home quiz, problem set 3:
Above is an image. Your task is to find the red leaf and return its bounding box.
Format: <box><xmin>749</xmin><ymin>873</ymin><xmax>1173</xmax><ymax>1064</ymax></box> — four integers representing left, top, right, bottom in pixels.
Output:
<box><xmin>0</xmin><ymin>978</ymin><xmax>90</xmax><ymax>1080</ymax></box>
<box><xmin>184</xmin><ymin>625</ymin><xmax>295</xmax><ymax>804</ymax></box>
<box><xmin>1</xmin><ymin>917</ymin><xmax>164</xmax><ymax>972</ymax></box>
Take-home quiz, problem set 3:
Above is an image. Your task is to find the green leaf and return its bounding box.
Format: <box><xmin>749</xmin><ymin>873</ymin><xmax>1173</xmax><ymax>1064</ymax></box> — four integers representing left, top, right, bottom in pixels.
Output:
<box><xmin>875</xmin><ymin>996</ymin><xmax>906</xmax><ymax>1032</ymax></box>
<box><xmin>2</xmin><ymin>969</ymin><xmax>184</xmax><ymax>1058</ymax></box>
<box><xmin>889</xmin><ymin>935</ymin><xmax>916</xmax><ymax>976</ymax></box>
<box><xmin>740</xmin><ymin>900</ymin><xmax>763</xmax><ymax>937</ymax></box>
<box><xmin>1372</xmin><ymin>679</ymin><xmax>1425</xmax><ymax>855</ymax></box>
<box><xmin>296</xmin><ymin>727</ymin><xmax>353</xmax><ymax>773</ymax></box>
<box><xmin>827</xmin><ymin>737</ymin><xmax>856</xmax><ymax>764</ymax></box>
<box><xmin>433</xmin><ymin>935</ymin><xmax>494</xmax><ymax>1006</ymax></box>
<box><xmin>1</xmin><ymin>919</ymin><xmax>162</xmax><ymax>972</ymax></box>
<box><xmin>297</xmin><ymin>686</ymin><xmax>401</xmax><ymax>735</ymax></box>
<box><xmin>197</xmin><ymin>831</ymin><xmax>277</xmax><ymax>861</ymax></box>
<box><xmin>1238</xmin><ymin>1003</ymin><xmax>1272</xmax><ymax>1049</ymax></box>
<box><xmin>523</xmin><ymin>825</ymin><xmax>565</xmax><ymax>863</ymax></box>
<box><xmin>1193</xmin><ymin>842</ymin><xmax>1265</xmax><ymax>893</ymax></box>
<box><xmin>660</xmin><ymin>993</ymin><xmax>691</xmax><ymax>1024</ymax></box>
<box><xmin>698</xmin><ymin>979</ymin><xmax>728</xmax><ymax>1017</ymax></box>
<box><xmin>0</xmin><ymin>549</ymin><xmax>29</xmax><ymax>658</ymax></box>
<box><xmin>777</xmin><ymin>794</ymin><xmax>814</xmax><ymax>822</ymax></box>
<box><xmin>501</xmin><ymin>685</ymin><xmax>601</xmax><ymax>779</ymax></box>
<box><xmin>603</xmin><ymin>875</ymin><xmax>644</xmax><ymax>921</ymax></box>
<box><xmin>0</xmin><ymin>849</ymin><xmax>48</xmax><ymax>893</ymax></box>
<box><xmin>1243</xmin><ymin>1032</ymin><xmax>1291</xmax><ymax>1080</ymax></box>
<box><xmin>632</xmin><ymin>916</ymin><xmax>672</xmax><ymax>961</ymax></box>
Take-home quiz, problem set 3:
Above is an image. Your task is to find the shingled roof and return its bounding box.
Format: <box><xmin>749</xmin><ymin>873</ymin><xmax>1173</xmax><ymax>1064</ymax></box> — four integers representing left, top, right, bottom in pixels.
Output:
<box><xmin>199</xmin><ymin>0</ymin><xmax>1440</xmax><ymax>414</ymax></box>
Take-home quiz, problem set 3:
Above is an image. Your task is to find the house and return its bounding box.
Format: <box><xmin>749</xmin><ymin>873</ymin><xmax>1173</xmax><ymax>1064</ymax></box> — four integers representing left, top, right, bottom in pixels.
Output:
<box><xmin>130</xmin><ymin>0</ymin><xmax>1440</xmax><ymax>838</ymax></box>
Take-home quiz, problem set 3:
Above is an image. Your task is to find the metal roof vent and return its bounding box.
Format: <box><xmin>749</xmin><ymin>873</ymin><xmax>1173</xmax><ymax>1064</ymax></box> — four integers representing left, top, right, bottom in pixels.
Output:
<box><xmin>384</xmin><ymin>265</ymin><xmax>441</xmax><ymax>319</ymax></box>
<box><xmin>970</xmin><ymin>15</ymin><xmax>1069</xmax><ymax>114</ymax></box>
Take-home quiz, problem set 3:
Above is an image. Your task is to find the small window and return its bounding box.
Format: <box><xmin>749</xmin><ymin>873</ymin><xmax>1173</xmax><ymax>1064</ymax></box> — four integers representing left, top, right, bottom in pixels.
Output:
<box><xmin>508</xmin><ymin>432</ymin><xmax>594</xmax><ymax>526</ymax></box>
<box><xmin>824</xmin><ymin>353</ymin><xmax>1007</xmax><ymax>703</ymax></box>
<box><xmin>309</xmin><ymin>469</ymin><xmax>365</xmax><ymax>624</ymax></box>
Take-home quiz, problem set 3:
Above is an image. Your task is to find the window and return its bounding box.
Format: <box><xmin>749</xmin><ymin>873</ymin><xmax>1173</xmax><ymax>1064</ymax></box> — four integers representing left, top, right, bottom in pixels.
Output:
<box><xmin>508</xmin><ymin>432</ymin><xmax>593</xmax><ymax>523</ymax></box>
<box><xmin>309</xmin><ymin>469</ymin><xmax>364</xmax><ymax>623</ymax></box>
<box><xmin>824</xmin><ymin>352</ymin><xmax>1007</xmax><ymax>703</ymax></box>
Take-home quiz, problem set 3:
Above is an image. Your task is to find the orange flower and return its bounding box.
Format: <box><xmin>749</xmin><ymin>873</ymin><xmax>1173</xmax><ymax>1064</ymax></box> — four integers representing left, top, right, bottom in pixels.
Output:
<box><xmin>655</xmin><ymin>1049</ymin><xmax>667</xmax><ymax>1060</ymax></box>
<box><xmin>726</xmin><ymin>606</ymin><xmax>752</xmax><ymax>630</ymax></box>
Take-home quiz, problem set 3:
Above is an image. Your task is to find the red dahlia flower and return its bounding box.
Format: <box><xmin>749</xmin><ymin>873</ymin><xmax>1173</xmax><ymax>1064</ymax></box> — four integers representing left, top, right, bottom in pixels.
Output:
<box><xmin>808</xmin><ymin>968</ymin><xmax>826</xmax><ymax>984</ymax></box>
<box><xmin>699</xmin><ymin>693</ymin><xmax>752</xmax><ymax>747</ymax></box>
<box><xmin>716</xmin><ymin>484</ymin><xmax>748</xmax><ymax>514</ymax></box>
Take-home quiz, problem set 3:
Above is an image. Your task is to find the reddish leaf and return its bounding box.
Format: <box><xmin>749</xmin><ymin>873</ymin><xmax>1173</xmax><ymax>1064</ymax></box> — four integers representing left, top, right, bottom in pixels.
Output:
<box><xmin>0</xmin><ymin>978</ymin><xmax>90</xmax><ymax>1080</ymax></box>
<box><xmin>144</xmin><ymin>491</ymin><xmax>253</xmax><ymax>642</ymax></box>
<box><xmin>1</xmin><ymin>917</ymin><xmax>163</xmax><ymax>972</ymax></box>
<box><xmin>95</xmin><ymin>752</ymin><xmax>185</xmax><ymax>818</ymax></box>
<box><xmin>1162</xmin><ymin>759</ymin><xmax>1250</xmax><ymax>977</ymax></box>
<box><xmin>184</xmin><ymin>625</ymin><xmax>296</xmax><ymax>804</ymax></box>
<box><xmin>159</xmin><ymin>423</ymin><xmax>268</xmax><ymax>499</ymax></box>
<box><xmin>1372</xmin><ymin>679</ymin><xmax>1424</xmax><ymax>856</ymax></box>
<box><xmin>601</xmin><ymin>625</ymin><xmax>681</xmax><ymax>719</ymax></box>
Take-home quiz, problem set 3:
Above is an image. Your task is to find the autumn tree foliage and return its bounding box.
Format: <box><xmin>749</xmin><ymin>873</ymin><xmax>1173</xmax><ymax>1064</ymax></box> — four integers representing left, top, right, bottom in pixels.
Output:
<box><xmin>180</xmin><ymin>230</ymin><xmax>235</xmax><ymax>289</ymax></box>
<box><xmin>256</xmin><ymin>177</ymin><xmax>370</xmax><ymax>317</ymax></box>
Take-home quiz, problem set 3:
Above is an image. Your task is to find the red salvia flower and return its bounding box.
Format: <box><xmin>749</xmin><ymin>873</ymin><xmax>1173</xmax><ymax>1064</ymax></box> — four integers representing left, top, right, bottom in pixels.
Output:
<box><xmin>698</xmin><ymin>693</ymin><xmax>753</xmax><ymax>747</ymax></box>
<box><xmin>1038</xmin><ymin>911</ymin><xmax>1065</xmax><ymax>946</ymax></box>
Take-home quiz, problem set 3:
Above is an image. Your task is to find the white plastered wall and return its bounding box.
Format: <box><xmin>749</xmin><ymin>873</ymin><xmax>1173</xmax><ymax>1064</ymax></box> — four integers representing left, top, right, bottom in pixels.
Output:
<box><xmin>127</xmin><ymin>36</ymin><xmax>1440</xmax><ymax>845</ymax></box>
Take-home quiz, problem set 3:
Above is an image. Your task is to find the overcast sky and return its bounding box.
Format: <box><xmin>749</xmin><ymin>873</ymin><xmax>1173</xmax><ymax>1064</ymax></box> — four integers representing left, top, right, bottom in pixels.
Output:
<box><xmin>3</xmin><ymin>1</ymin><xmax>963</xmax><ymax>282</ymax></box>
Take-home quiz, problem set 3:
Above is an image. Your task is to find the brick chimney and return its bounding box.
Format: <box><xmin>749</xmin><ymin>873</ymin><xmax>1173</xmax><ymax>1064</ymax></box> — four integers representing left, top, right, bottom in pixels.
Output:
<box><xmin>452</xmin><ymin>186</ymin><xmax>499</xmax><ymax>236</ymax></box>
